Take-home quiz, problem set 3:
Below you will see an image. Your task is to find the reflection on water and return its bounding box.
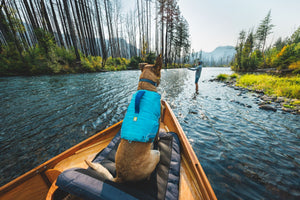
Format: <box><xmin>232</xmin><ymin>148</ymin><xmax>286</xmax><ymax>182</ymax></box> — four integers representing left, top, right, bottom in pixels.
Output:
<box><xmin>0</xmin><ymin>68</ymin><xmax>299</xmax><ymax>199</ymax></box>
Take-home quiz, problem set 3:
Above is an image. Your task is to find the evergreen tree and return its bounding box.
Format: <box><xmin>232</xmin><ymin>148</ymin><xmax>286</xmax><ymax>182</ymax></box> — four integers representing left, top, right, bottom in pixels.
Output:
<box><xmin>255</xmin><ymin>10</ymin><xmax>274</xmax><ymax>53</ymax></box>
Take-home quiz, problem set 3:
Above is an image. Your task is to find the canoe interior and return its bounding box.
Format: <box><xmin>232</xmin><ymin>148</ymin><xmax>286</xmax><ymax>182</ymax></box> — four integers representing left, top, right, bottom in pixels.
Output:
<box><xmin>0</xmin><ymin>101</ymin><xmax>216</xmax><ymax>200</ymax></box>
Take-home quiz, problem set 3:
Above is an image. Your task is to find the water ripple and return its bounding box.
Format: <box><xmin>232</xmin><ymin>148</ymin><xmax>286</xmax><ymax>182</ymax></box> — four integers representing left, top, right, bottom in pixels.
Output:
<box><xmin>0</xmin><ymin>69</ymin><xmax>299</xmax><ymax>199</ymax></box>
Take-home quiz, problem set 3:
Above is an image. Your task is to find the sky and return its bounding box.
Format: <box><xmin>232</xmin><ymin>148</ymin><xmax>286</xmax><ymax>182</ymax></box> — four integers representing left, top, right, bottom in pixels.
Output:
<box><xmin>123</xmin><ymin>0</ymin><xmax>300</xmax><ymax>53</ymax></box>
<box><xmin>177</xmin><ymin>0</ymin><xmax>300</xmax><ymax>52</ymax></box>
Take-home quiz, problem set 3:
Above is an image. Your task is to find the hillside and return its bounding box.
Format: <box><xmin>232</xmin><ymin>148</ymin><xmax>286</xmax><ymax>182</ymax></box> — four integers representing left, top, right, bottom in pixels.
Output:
<box><xmin>190</xmin><ymin>46</ymin><xmax>236</xmax><ymax>66</ymax></box>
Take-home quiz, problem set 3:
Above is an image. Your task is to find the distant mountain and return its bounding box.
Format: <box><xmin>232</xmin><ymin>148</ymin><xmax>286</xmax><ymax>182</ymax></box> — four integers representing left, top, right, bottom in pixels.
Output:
<box><xmin>190</xmin><ymin>46</ymin><xmax>236</xmax><ymax>66</ymax></box>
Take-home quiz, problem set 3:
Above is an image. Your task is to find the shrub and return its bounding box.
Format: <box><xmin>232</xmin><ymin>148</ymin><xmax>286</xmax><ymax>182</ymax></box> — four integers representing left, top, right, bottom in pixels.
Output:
<box><xmin>289</xmin><ymin>61</ymin><xmax>300</xmax><ymax>74</ymax></box>
<box><xmin>216</xmin><ymin>74</ymin><xmax>229</xmax><ymax>81</ymax></box>
<box><xmin>230</xmin><ymin>73</ymin><xmax>239</xmax><ymax>79</ymax></box>
<box><xmin>145</xmin><ymin>52</ymin><xmax>156</xmax><ymax>64</ymax></box>
<box><xmin>128</xmin><ymin>56</ymin><xmax>142</xmax><ymax>69</ymax></box>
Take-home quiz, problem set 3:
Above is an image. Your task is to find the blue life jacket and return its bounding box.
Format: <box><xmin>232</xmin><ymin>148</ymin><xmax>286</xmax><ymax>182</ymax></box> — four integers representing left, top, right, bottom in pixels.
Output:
<box><xmin>121</xmin><ymin>90</ymin><xmax>161</xmax><ymax>143</ymax></box>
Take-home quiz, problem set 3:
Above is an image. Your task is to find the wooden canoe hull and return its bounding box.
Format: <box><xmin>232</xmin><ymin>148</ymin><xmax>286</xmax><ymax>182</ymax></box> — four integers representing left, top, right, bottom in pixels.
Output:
<box><xmin>0</xmin><ymin>100</ymin><xmax>217</xmax><ymax>200</ymax></box>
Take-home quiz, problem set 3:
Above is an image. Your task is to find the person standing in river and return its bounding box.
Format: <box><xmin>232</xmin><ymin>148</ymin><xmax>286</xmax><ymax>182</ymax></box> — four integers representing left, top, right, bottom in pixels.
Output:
<box><xmin>188</xmin><ymin>61</ymin><xmax>203</xmax><ymax>92</ymax></box>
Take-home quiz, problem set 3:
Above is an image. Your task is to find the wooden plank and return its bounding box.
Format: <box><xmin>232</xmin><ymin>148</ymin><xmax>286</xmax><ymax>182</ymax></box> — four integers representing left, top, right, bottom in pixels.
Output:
<box><xmin>0</xmin><ymin>175</ymin><xmax>49</xmax><ymax>200</ymax></box>
<box><xmin>54</xmin><ymin>137</ymin><xmax>113</xmax><ymax>172</ymax></box>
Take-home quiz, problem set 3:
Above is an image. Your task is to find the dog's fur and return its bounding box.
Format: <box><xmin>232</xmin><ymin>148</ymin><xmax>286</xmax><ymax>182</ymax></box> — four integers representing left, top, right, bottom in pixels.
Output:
<box><xmin>86</xmin><ymin>55</ymin><xmax>163</xmax><ymax>183</ymax></box>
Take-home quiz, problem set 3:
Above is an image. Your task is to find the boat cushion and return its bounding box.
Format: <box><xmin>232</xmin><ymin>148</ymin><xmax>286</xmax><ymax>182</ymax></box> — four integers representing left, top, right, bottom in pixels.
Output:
<box><xmin>121</xmin><ymin>90</ymin><xmax>161</xmax><ymax>143</ymax></box>
<box><xmin>56</xmin><ymin>131</ymin><xmax>181</xmax><ymax>200</ymax></box>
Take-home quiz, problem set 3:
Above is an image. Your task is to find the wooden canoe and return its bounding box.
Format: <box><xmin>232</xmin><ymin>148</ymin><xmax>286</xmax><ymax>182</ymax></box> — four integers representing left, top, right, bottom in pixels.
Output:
<box><xmin>0</xmin><ymin>100</ymin><xmax>217</xmax><ymax>200</ymax></box>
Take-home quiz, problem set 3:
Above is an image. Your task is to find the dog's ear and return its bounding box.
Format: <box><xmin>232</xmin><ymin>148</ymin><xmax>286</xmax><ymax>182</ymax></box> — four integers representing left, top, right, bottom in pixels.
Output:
<box><xmin>139</xmin><ymin>63</ymin><xmax>147</xmax><ymax>71</ymax></box>
<box><xmin>154</xmin><ymin>54</ymin><xmax>163</xmax><ymax>71</ymax></box>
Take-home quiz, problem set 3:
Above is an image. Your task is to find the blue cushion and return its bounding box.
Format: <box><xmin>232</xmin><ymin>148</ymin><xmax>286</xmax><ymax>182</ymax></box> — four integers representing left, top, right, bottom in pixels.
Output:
<box><xmin>56</xmin><ymin>131</ymin><xmax>181</xmax><ymax>200</ymax></box>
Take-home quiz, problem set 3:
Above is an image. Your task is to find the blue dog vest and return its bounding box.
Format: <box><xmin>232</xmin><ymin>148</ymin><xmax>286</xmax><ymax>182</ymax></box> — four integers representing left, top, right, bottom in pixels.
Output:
<box><xmin>121</xmin><ymin>90</ymin><xmax>161</xmax><ymax>143</ymax></box>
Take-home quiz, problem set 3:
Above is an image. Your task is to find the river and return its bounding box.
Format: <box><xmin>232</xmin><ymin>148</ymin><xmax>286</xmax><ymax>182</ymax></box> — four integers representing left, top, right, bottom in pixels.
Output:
<box><xmin>0</xmin><ymin>68</ymin><xmax>299</xmax><ymax>199</ymax></box>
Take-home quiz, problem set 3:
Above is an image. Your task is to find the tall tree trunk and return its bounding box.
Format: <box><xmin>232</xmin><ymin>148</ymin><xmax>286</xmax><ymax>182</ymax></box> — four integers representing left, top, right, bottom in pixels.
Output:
<box><xmin>63</xmin><ymin>0</ymin><xmax>80</xmax><ymax>61</ymax></box>
<box><xmin>95</xmin><ymin>0</ymin><xmax>107</xmax><ymax>66</ymax></box>
<box><xmin>57</xmin><ymin>0</ymin><xmax>71</xmax><ymax>48</ymax></box>
<box><xmin>160</xmin><ymin>0</ymin><xmax>165</xmax><ymax>60</ymax></box>
<box><xmin>155</xmin><ymin>0</ymin><xmax>159</xmax><ymax>55</ymax></box>
<box><xmin>136</xmin><ymin>0</ymin><xmax>142</xmax><ymax>56</ymax></box>
<box><xmin>49</xmin><ymin>0</ymin><xmax>64</xmax><ymax>47</ymax></box>
<box><xmin>2</xmin><ymin>1</ymin><xmax>24</xmax><ymax>60</ymax></box>
<box><xmin>70</xmin><ymin>0</ymin><xmax>83</xmax><ymax>52</ymax></box>
<box><xmin>40</xmin><ymin>0</ymin><xmax>53</xmax><ymax>35</ymax></box>
<box><xmin>75</xmin><ymin>0</ymin><xmax>87</xmax><ymax>55</ymax></box>
<box><xmin>104</xmin><ymin>0</ymin><xmax>114</xmax><ymax>57</ymax></box>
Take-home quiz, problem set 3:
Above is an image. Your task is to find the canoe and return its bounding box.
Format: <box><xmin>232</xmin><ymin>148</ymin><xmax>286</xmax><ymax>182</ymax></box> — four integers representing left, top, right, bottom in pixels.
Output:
<box><xmin>0</xmin><ymin>100</ymin><xmax>217</xmax><ymax>200</ymax></box>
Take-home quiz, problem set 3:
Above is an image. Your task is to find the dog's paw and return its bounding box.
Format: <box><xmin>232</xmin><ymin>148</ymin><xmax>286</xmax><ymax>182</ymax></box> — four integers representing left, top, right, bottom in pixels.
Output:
<box><xmin>84</xmin><ymin>160</ymin><xmax>114</xmax><ymax>180</ymax></box>
<box><xmin>151</xmin><ymin>150</ymin><xmax>160</xmax><ymax>156</ymax></box>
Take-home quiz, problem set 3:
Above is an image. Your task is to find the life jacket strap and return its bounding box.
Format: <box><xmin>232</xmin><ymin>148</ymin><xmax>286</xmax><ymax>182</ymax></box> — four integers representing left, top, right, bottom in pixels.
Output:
<box><xmin>139</xmin><ymin>78</ymin><xmax>157</xmax><ymax>87</ymax></box>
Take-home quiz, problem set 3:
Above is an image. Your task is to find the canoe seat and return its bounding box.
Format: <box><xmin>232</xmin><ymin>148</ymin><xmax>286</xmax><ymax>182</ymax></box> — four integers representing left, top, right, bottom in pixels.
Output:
<box><xmin>54</xmin><ymin>131</ymin><xmax>181</xmax><ymax>200</ymax></box>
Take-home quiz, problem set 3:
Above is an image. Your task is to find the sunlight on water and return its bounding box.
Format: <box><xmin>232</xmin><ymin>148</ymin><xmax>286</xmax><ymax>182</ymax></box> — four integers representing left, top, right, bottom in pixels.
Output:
<box><xmin>0</xmin><ymin>68</ymin><xmax>299</xmax><ymax>199</ymax></box>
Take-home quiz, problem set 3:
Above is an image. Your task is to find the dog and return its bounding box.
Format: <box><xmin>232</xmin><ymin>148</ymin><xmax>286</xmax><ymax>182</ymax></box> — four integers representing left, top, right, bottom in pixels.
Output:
<box><xmin>86</xmin><ymin>55</ymin><xmax>163</xmax><ymax>183</ymax></box>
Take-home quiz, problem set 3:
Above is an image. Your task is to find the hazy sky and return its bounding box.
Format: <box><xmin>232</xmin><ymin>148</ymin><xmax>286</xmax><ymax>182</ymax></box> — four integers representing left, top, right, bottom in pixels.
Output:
<box><xmin>178</xmin><ymin>0</ymin><xmax>300</xmax><ymax>52</ymax></box>
<box><xmin>124</xmin><ymin>0</ymin><xmax>300</xmax><ymax>52</ymax></box>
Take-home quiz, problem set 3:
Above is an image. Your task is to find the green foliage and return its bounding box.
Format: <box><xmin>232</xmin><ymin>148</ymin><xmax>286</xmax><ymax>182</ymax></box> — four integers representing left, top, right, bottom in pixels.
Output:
<box><xmin>104</xmin><ymin>57</ymin><xmax>128</xmax><ymax>71</ymax></box>
<box><xmin>0</xmin><ymin>43</ymin><xmax>24</xmax><ymax>75</ymax></box>
<box><xmin>255</xmin><ymin>10</ymin><xmax>274</xmax><ymax>52</ymax></box>
<box><xmin>145</xmin><ymin>52</ymin><xmax>156</xmax><ymax>64</ymax></box>
<box><xmin>282</xmin><ymin>104</ymin><xmax>295</xmax><ymax>109</ymax></box>
<box><xmin>34</xmin><ymin>28</ymin><xmax>55</xmax><ymax>56</ymax></box>
<box><xmin>216</xmin><ymin>73</ymin><xmax>239</xmax><ymax>81</ymax></box>
<box><xmin>128</xmin><ymin>56</ymin><xmax>143</xmax><ymax>69</ymax></box>
<box><xmin>232</xmin><ymin>19</ymin><xmax>300</xmax><ymax>73</ymax></box>
<box><xmin>216</xmin><ymin>74</ymin><xmax>229</xmax><ymax>81</ymax></box>
<box><xmin>274</xmin><ymin>43</ymin><xmax>300</xmax><ymax>70</ymax></box>
<box><xmin>236</xmin><ymin>74</ymin><xmax>300</xmax><ymax>99</ymax></box>
<box><xmin>288</xmin><ymin>61</ymin><xmax>300</xmax><ymax>74</ymax></box>
<box><xmin>80</xmin><ymin>55</ymin><xmax>104</xmax><ymax>72</ymax></box>
<box><xmin>230</xmin><ymin>73</ymin><xmax>239</xmax><ymax>79</ymax></box>
<box><xmin>288</xmin><ymin>26</ymin><xmax>300</xmax><ymax>44</ymax></box>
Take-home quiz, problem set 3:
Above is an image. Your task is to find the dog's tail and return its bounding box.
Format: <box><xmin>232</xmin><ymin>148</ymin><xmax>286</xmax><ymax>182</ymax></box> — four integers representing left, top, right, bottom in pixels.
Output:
<box><xmin>85</xmin><ymin>160</ymin><xmax>114</xmax><ymax>181</ymax></box>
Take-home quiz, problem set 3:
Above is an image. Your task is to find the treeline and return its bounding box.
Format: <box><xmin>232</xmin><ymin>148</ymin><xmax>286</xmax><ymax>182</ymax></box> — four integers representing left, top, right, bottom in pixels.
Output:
<box><xmin>0</xmin><ymin>0</ymin><xmax>190</xmax><ymax>76</ymax></box>
<box><xmin>231</xmin><ymin>10</ymin><xmax>300</xmax><ymax>74</ymax></box>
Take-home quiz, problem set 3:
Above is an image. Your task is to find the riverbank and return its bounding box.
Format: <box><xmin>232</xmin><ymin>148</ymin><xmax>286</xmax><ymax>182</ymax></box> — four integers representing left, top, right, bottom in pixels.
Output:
<box><xmin>213</xmin><ymin>73</ymin><xmax>300</xmax><ymax>114</ymax></box>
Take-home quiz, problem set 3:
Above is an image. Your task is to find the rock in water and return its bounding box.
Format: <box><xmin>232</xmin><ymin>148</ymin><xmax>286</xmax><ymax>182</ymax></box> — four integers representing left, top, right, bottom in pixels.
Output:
<box><xmin>259</xmin><ymin>105</ymin><xmax>277</xmax><ymax>112</ymax></box>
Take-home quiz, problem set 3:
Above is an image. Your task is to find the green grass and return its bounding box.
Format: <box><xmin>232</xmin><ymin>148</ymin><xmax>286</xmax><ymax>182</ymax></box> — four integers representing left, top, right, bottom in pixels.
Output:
<box><xmin>283</xmin><ymin>104</ymin><xmax>295</xmax><ymax>109</ymax></box>
<box><xmin>230</xmin><ymin>73</ymin><xmax>239</xmax><ymax>79</ymax></box>
<box><xmin>216</xmin><ymin>73</ymin><xmax>239</xmax><ymax>81</ymax></box>
<box><xmin>236</xmin><ymin>74</ymin><xmax>300</xmax><ymax>99</ymax></box>
<box><xmin>216</xmin><ymin>74</ymin><xmax>229</xmax><ymax>81</ymax></box>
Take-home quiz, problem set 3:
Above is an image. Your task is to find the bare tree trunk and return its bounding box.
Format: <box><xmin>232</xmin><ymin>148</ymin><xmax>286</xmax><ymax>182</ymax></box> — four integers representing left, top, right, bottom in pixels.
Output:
<box><xmin>40</xmin><ymin>0</ymin><xmax>53</xmax><ymax>35</ymax></box>
<box><xmin>160</xmin><ymin>0</ymin><xmax>165</xmax><ymax>59</ymax></box>
<box><xmin>2</xmin><ymin>1</ymin><xmax>24</xmax><ymax>60</ymax></box>
<box><xmin>75</xmin><ymin>0</ymin><xmax>87</xmax><ymax>55</ymax></box>
<box><xmin>155</xmin><ymin>0</ymin><xmax>159</xmax><ymax>55</ymax></box>
<box><xmin>49</xmin><ymin>0</ymin><xmax>64</xmax><ymax>47</ymax></box>
<box><xmin>104</xmin><ymin>0</ymin><xmax>114</xmax><ymax>57</ymax></box>
<box><xmin>63</xmin><ymin>0</ymin><xmax>80</xmax><ymax>61</ymax></box>
<box><xmin>57</xmin><ymin>0</ymin><xmax>71</xmax><ymax>48</ymax></box>
<box><xmin>136</xmin><ymin>0</ymin><xmax>142</xmax><ymax>56</ymax></box>
<box><xmin>95</xmin><ymin>0</ymin><xmax>107</xmax><ymax>66</ymax></box>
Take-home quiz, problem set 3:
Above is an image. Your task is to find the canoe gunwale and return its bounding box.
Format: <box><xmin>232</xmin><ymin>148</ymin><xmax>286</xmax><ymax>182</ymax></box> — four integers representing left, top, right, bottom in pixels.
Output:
<box><xmin>162</xmin><ymin>101</ymin><xmax>217</xmax><ymax>200</ymax></box>
<box><xmin>0</xmin><ymin>121</ymin><xmax>122</xmax><ymax>195</ymax></box>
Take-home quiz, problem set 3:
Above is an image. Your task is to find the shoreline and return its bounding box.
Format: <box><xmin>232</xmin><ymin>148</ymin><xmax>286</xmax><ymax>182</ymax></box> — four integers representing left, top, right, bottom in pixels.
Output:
<box><xmin>211</xmin><ymin>76</ymin><xmax>300</xmax><ymax>115</ymax></box>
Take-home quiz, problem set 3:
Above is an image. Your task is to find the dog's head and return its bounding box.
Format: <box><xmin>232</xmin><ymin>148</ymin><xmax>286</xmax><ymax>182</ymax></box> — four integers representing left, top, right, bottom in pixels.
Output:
<box><xmin>138</xmin><ymin>55</ymin><xmax>163</xmax><ymax>91</ymax></box>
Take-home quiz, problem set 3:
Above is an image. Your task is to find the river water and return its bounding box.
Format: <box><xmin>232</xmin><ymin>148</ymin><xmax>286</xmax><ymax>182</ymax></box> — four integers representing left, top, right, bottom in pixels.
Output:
<box><xmin>0</xmin><ymin>68</ymin><xmax>299</xmax><ymax>199</ymax></box>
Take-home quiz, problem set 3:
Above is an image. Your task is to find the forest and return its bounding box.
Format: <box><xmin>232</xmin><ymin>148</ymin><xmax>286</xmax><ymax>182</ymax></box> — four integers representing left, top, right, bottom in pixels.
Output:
<box><xmin>231</xmin><ymin>10</ymin><xmax>300</xmax><ymax>74</ymax></box>
<box><xmin>0</xmin><ymin>0</ymin><xmax>191</xmax><ymax>76</ymax></box>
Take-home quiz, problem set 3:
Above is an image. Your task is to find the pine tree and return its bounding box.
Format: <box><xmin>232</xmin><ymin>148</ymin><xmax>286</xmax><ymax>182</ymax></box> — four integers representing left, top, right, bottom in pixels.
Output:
<box><xmin>255</xmin><ymin>10</ymin><xmax>274</xmax><ymax>53</ymax></box>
